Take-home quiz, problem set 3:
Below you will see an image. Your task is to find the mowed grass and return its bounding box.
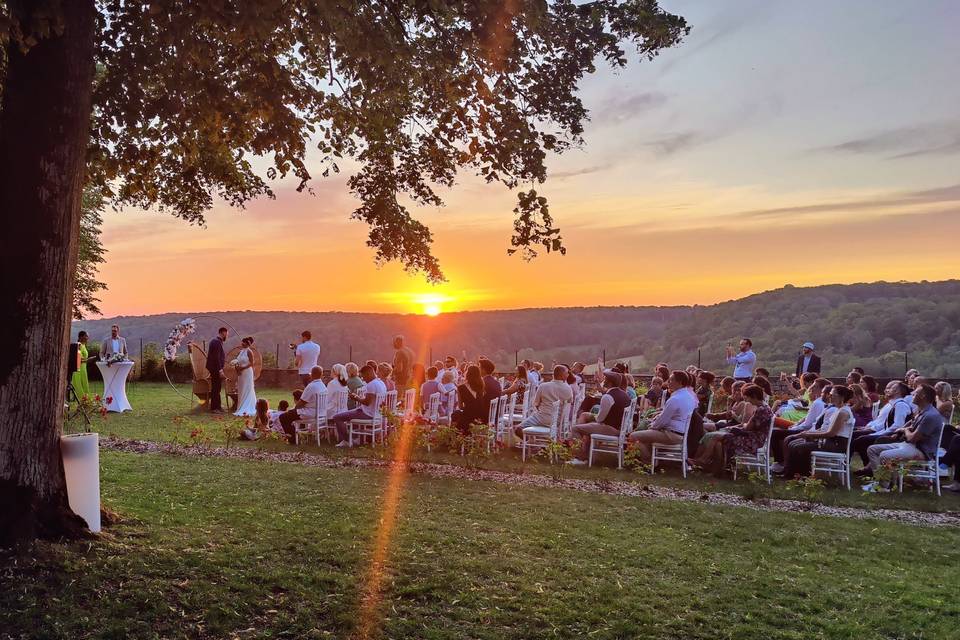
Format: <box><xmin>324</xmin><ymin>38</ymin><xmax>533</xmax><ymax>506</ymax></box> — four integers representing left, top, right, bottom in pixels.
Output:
<box><xmin>3</xmin><ymin>450</ymin><xmax>960</xmax><ymax>639</ymax></box>
<box><xmin>70</xmin><ymin>382</ymin><xmax>960</xmax><ymax>513</ymax></box>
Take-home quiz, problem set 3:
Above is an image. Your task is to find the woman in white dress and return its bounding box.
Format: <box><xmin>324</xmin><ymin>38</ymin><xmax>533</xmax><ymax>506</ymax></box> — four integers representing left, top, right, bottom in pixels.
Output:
<box><xmin>233</xmin><ymin>336</ymin><xmax>258</xmax><ymax>416</ymax></box>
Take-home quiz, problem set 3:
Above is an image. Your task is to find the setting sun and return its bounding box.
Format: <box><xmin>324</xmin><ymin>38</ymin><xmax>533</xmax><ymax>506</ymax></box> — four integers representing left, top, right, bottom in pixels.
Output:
<box><xmin>423</xmin><ymin>304</ymin><xmax>441</xmax><ymax>317</ymax></box>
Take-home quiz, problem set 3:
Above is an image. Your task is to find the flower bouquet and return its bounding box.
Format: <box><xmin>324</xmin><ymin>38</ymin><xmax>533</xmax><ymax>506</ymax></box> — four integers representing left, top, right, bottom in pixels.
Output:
<box><xmin>103</xmin><ymin>352</ymin><xmax>128</xmax><ymax>366</ymax></box>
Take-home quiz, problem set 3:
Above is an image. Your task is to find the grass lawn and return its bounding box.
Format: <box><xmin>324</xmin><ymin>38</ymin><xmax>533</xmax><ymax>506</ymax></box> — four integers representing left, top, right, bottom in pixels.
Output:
<box><xmin>69</xmin><ymin>382</ymin><xmax>960</xmax><ymax>514</ymax></box>
<box><xmin>3</xmin><ymin>450</ymin><xmax>960</xmax><ymax>639</ymax></box>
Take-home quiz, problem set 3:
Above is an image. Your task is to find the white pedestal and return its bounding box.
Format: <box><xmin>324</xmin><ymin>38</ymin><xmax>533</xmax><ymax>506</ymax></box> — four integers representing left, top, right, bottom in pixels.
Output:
<box><xmin>96</xmin><ymin>360</ymin><xmax>133</xmax><ymax>412</ymax></box>
<box><xmin>61</xmin><ymin>432</ymin><xmax>101</xmax><ymax>533</ymax></box>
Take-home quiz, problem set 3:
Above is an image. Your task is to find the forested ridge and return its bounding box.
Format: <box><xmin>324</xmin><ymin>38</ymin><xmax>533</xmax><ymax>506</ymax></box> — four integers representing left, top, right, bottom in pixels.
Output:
<box><xmin>74</xmin><ymin>280</ymin><xmax>960</xmax><ymax>377</ymax></box>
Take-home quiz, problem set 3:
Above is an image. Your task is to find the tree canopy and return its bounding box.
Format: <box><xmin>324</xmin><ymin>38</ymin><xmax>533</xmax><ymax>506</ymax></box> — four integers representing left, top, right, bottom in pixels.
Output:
<box><xmin>73</xmin><ymin>184</ymin><xmax>107</xmax><ymax>319</ymax></box>
<box><xmin>38</xmin><ymin>0</ymin><xmax>689</xmax><ymax>281</ymax></box>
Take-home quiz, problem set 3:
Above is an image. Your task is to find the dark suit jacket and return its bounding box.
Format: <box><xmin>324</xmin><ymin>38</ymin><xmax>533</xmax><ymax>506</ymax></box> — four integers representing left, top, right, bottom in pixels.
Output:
<box><xmin>795</xmin><ymin>354</ymin><xmax>822</xmax><ymax>376</ymax></box>
<box><xmin>206</xmin><ymin>337</ymin><xmax>225</xmax><ymax>373</ymax></box>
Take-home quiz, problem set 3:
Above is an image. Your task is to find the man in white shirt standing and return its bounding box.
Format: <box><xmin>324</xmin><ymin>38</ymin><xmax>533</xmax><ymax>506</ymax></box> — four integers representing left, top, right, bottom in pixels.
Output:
<box><xmin>101</xmin><ymin>324</ymin><xmax>127</xmax><ymax>360</ymax></box>
<box><xmin>331</xmin><ymin>364</ymin><xmax>387</xmax><ymax>447</ymax></box>
<box><xmin>294</xmin><ymin>330</ymin><xmax>321</xmax><ymax>388</ymax></box>
<box><xmin>627</xmin><ymin>370</ymin><xmax>698</xmax><ymax>463</ymax></box>
<box><xmin>725</xmin><ymin>338</ymin><xmax>756</xmax><ymax>381</ymax></box>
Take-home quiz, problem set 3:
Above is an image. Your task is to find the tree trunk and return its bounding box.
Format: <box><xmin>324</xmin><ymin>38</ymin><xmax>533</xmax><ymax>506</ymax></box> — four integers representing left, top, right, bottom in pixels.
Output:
<box><xmin>0</xmin><ymin>0</ymin><xmax>97</xmax><ymax>547</ymax></box>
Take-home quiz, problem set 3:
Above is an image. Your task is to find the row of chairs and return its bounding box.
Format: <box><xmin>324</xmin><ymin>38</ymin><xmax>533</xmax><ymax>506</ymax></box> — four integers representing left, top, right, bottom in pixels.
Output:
<box><xmin>731</xmin><ymin>416</ymin><xmax>948</xmax><ymax>495</ymax></box>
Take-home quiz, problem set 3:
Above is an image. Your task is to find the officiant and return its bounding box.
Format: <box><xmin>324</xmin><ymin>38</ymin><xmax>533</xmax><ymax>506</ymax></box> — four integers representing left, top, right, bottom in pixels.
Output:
<box><xmin>101</xmin><ymin>324</ymin><xmax>128</xmax><ymax>360</ymax></box>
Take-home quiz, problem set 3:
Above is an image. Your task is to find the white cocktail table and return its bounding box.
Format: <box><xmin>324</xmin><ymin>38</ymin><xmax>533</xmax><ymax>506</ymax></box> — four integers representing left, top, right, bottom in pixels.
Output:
<box><xmin>96</xmin><ymin>360</ymin><xmax>134</xmax><ymax>412</ymax></box>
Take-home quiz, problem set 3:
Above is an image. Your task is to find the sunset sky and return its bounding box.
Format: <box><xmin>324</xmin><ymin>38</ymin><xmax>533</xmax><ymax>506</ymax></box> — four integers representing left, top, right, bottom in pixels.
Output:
<box><xmin>98</xmin><ymin>0</ymin><xmax>960</xmax><ymax>318</ymax></box>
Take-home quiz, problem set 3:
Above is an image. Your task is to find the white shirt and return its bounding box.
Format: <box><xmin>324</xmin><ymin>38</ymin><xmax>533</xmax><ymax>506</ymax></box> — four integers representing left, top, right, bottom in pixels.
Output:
<box><xmin>531</xmin><ymin>380</ymin><xmax>573</xmax><ymax>426</ymax></box>
<box><xmin>299</xmin><ymin>379</ymin><xmax>327</xmax><ymax>419</ymax></box>
<box><xmin>797</xmin><ymin>397</ymin><xmax>827</xmax><ymax>429</ymax></box>
<box><xmin>361</xmin><ymin>378</ymin><xmax>388</xmax><ymax>417</ymax></box>
<box><xmin>649</xmin><ymin>387</ymin><xmax>698</xmax><ymax>434</ymax></box>
<box><xmin>831</xmin><ymin>405</ymin><xmax>855</xmax><ymax>439</ymax></box>
<box><xmin>295</xmin><ymin>340</ymin><xmax>321</xmax><ymax>375</ymax></box>
<box><xmin>527</xmin><ymin>370</ymin><xmax>542</xmax><ymax>387</ymax></box>
<box><xmin>726</xmin><ymin>349</ymin><xmax>756</xmax><ymax>378</ymax></box>
<box><xmin>801</xmin><ymin>355</ymin><xmax>812</xmax><ymax>373</ymax></box>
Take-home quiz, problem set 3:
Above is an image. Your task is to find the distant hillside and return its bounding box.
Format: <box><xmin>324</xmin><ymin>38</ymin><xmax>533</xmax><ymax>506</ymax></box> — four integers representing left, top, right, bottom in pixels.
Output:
<box><xmin>74</xmin><ymin>280</ymin><xmax>960</xmax><ymax>377</ymax></box>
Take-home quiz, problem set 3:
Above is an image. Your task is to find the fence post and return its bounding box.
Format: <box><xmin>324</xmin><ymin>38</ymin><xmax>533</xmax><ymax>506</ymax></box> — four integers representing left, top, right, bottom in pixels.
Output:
<box><xmin>349</xmin><ymin>344</ymin><xmax>353</xmax><ymax>363</ymax></box>
<box><xmin>904</xmin><ymin>351</ymin><xmax>908</xmax><ymax>374</ymax></box>
<box><xmin>697</xmin><ymin>348</ymin><xmax>701</xmax><ymax>369</ymax></box>
<box><xmin>602</xmin><ymin>349</ymin><xmax>606</xmax><ymax>367</ymax></box>
<box><xmin>515</xmin><ymin>350</ymin><xmax>518</xmax><ymax>367</ymax></box>
<box><xmin>276</xmin><ymin>343</ymin><xmax>280</xmax><ymax>369</ymax></box>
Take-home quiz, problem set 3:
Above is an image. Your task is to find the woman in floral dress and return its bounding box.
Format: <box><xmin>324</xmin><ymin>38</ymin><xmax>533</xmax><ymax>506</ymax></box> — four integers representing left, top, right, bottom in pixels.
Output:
<box><xmin>689</xmin><ymin>384</ymin><xmax>772</xmax><ymax>476</ymax></box>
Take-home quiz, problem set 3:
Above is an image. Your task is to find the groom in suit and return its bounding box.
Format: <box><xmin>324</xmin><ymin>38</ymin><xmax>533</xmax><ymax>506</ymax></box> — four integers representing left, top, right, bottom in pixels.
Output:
<box><xmin>101</xmin><ymin>324</ymin><xmax>128</xmax><ymax>359</ymax></box>
<box><xmin>206</xmin><ymin>327</ymin><xmax>228</xmax><ymax>412</ymax></box>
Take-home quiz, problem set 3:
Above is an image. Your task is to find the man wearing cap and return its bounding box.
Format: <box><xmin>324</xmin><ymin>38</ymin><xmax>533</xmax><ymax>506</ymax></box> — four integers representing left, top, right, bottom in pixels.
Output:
<box><xmin>795</xmin><ymin>342</ymin><xmax>821</xmax><ymax>376</ymax></box>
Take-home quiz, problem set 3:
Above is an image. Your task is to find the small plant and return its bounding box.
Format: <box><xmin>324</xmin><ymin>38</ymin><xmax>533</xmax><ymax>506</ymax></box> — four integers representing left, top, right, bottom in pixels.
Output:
<box><xmin>743</xmin><ymin>471</ymin><xmax>769</xmax><ymax>501</ymax></box>
<box><xmin>462</xmin><ymin>421</ymin><xmax>494</xmax><ymax>468</ymax></box>
<box><xmin>222</xmin><ymin>419</ymin><xmax>245</xmax><ymax>447</ymax></box>
<box><xmin>786</xmin><ymin>474</ymin><xmax>826</xmax><ymax>503</ymax></box>
<box><xmin>537</xmin><ymin>438</ymin><xmax>577</xmax><ymax>480</ymax></box>
<box><xmin>623</xmin><ymin>442</ymin><xmax>652</xmax><ymax>474</ymax></box>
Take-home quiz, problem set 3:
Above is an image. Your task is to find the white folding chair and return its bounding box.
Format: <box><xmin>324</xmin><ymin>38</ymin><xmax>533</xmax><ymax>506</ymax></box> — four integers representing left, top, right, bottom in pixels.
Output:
<box><xmin>705</xmin><ymin>393</ymin><xmax>715</xmax><ymax>416</ymax></box>
<box><xmin>349</xmin><ymin>393</ymin><xmax>387</xmax><ymax>447</ymax></box>
<box><xmin>650</xmin><ymin>413</ymin><xmax>692</xmax><ymax>478</ymax></box>
<box><xmin>898</xmin><ymin>422</ymin><xmax>947</xmax><ymax>496</ymax></box>
<box><xmin>494</xmin><ymin>394</ymin><xmax>511</xmax><ymax>442</ymax></box>
<box><xmin>524</xmin><ymin>384</ymin><xmax>538</xmax><ymax>418</ymax></box>
<box><xmin>437</xmin><ymin>389</ymin><xmax>457</xmax><ymax>426</ymax></box>
<box><xmin>589</xmin><ymin>398</ymin><xmax>637</xmax><ymax>468</ymax></box>
<box><xmin>733</xmin><ymin>415</ymin><xmax>776</xmax><ymax>484</ymax></box>
<box><xmin>521</xmin><ymin>401</ymin><xmax>567</xmax><ymax>462</ymax></box>
<box><xmin>293</xmin><ymin>391</ymin><xmax>328</xmax><ymax>446</ymax></box>
<box><xmin>871</xmin><ymin>401</ymin><xmax>881</xmax><ymax>420</ymax></box>
<box><xmin>402</xmin><ymin>388</ymin><xmax>417</xmax><ymax>423</ymax></box>
<box><xmin>809</xmin><ymin>430</ymin><xmax>854</xmax><ymax>489</ymax></box>
<box><xmin>426</xmin><ymin>392</ymin><xmax>441</xmax><ymax>424</ymax></box>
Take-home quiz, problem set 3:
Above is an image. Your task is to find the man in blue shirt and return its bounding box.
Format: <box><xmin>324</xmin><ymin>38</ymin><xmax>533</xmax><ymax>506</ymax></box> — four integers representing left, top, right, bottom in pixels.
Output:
<box><xmin>862</xmin><ymin>384</ymin><xmax>944</xmax><ymax>492</ymax></box>
<box><xmin>725</xmin><ymin>338</ymin><xmax>757</xmax><ymax>381</ymax></box>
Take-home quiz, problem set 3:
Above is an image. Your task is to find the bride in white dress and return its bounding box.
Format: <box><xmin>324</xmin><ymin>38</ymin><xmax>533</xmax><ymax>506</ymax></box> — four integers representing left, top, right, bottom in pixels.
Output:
<box><xmin>233</xmin><ymin>336</ymin><xmax>258</xmax><ymax>416</ymax></box>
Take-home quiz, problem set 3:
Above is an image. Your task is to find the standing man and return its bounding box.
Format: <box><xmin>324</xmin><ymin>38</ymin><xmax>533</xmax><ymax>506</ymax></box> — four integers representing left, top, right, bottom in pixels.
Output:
<box><xmin>295</xmin><ymin>330</ymin><xmax>321</xmax><ymax>388</ymax></box>
<box><xmin>725</xmin><ymin>338</ymin><xmax>757</xmax><ymax>381</ymax></box>
<box><xmin>101</xmin><ymin>324</ymin><xmax>128</xmax><ymax>360</ymax></box>
<box><xmin>392</xmin><ymin>335</ymin><xmax>415</xmax><ymax>391</ymax></box>
<box><xmin>795</xmin><ymin>342</ymin><xmax>821</xmax><ymax>376</ymax></box>
<box><xmin>206</xmin><ymin>327</ymin><xmax>228</xmax><ymax>413</ymax></box>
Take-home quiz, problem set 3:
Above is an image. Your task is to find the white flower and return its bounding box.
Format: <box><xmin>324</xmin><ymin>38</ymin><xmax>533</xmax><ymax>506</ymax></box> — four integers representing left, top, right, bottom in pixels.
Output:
<box><xmin>230</xmin><ymin>359</ymin><xmax>239</xmax><ymax>366</ymax></box>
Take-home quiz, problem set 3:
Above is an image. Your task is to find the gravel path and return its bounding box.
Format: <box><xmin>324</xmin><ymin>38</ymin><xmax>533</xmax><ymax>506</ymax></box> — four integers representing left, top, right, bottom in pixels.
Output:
<box><xmin>101</xmin><ymin>437</ymin><xmax>960</xmax><ymax>528</ymax></box>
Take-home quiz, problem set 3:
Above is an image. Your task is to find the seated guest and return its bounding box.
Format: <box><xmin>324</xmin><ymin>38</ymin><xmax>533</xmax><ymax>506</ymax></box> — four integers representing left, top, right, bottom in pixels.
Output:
<box><xmin>568</xmin><ymin>371</ymin><xmax>632</xmax><ymax>465</ymax></box>
<box><xmin>442</xmin><ymin>356</ymin><xmax>459</xmax><ymax>384</ymax></box>
<box><xmin>934</xmin><ymin>381</ymin><xmax>954</xmax><ymax>422</ymax></box>
<box><xmin>689</xmin><ymin>384</ymin><xmax>772</xmax><ymax>476</ymax></box>
<box><xmin>439</xmin><ymin>369</ymin><xmax>458</xmax><ymax>406</ymax></box>
<box><xmin>861</xmin><ymin>375</ymin><xmax>880</xmax><ymax>403</ymax></box>
<box><xmin>378</xmin><ymin>362</ymin><xmax>396</xmax><ymax>392</ymax></box>
<box><xmin>852</xmin><ymin>381</ymin><xmax>914</xmax><ymax>476</ymax></box>
<box><xmin>502</xmin><ymin>365</ymin><xmax>529</xmax><ymax>397</ymax></box>
<box><xmin>754</xmin><ymin>367</ymin><xmax>771</xmax><ymax>381</ymax></box>
<box><xmin>364</xmin><ymin>359</ymin><xmax>378</xmax><ymax>372</ymax></box>
<box><xmin>420</xmin><ymin>366</ymin><xmax>441</xmax><ymax>412</ymax></box>
<box><xmin>846</xmin><ymin>371</ymin><xmax>862</xmax><ymax>386</ymax></box>
<box><xmin>514</xmin><ymin>365</ymin><xmax>574</xmax><ymax>436</ymax></box>
<box><xmin>570</xmin><ymin>362</ymin><xmax>586</xmax><ymax>386</ymax></box>
<box><xmin>774</xmin><ymin>372</ymin><xmax>819</xmax><ymax>424</ymax></box>
<box><xmin>279</xmin><ymin>366</ymin><xmax>327</xmax><ymax>443</ymax></box>
<box><xmin>780</xmin><ymin>385</ymin><xmax>855</xmax><ymax>478</ymax></box>
<box><xmin>326</xmin><ymin>364</ymin><xmax>350</xmax><ymax>418</ymax></box>
<box><xmin>695</xmin><ymin>371</ymin><xmax>716</xmax><ymax>415</ymax></box>
<box><xmin>241</xmin><ymin>399</ymin><xmax>272</xmax><ymax>440</ymax></box>
<box><xmin>643</xmin><ymin>377</ymin><xmax>664</xmax><ymax>410</ymax></box>
<box><xmin>849</xmin><ymin>383</ymin><xmax>874</xmax><ymax>427</ymax></box>
<box><xmin>863</xmin><ymin>384</ymin><xmax>944</xmax><ymax>492</ymax></box>
<box><xmin>345</xmin><ymin>362</ymin><xmax>363</xmax><ymax>408</ymax></box>
<box><xmin>627</xmin><ymin>371</ymin><xmax>697</xmax><ymax>463</ymax></box>
<box><xmin>851</xmin><ymin>366</ymin><xmax>865</xmax><ymax>375</ymax></box>
<box><xmin>531</xmin><ymin>361</ymin><xmax>545</xmax><ymax>384</ymax></box>
<box><xmin>770</xmin><ymin>379</ymin><xmax>832</xmax><ymax>472</ymax></box>
<box><xmin>706</xmin><ymin>380</ymin><xmax>752</xmax><ymax>428</ymax></box>
<box><xmin>520</xmin><ymin>359</ymin><xmax>539</xmax><ymax>386</ymax></box>
<box><xmin>453</xmin><ymin>365</ymin><xmax>488</xmax><ymax>434</ymax></box>
<box><xmin>752</xmin><ymin>374</ymin><xmax>773</xmax><ymax>400</ymax></box>
<box><xmin>621</xmin><ymin>372</ymin><xmax>638</xmax><ymax>402</ymax></box>
<box><xmin>330</xmin><ymin>364</ymin><xmax>387</xmax><ymax>447</ymax></box>
<box><xmin>479</xmin><ymin>357</ymin><xmax>502</xmax><ymax>403</ymax></box>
